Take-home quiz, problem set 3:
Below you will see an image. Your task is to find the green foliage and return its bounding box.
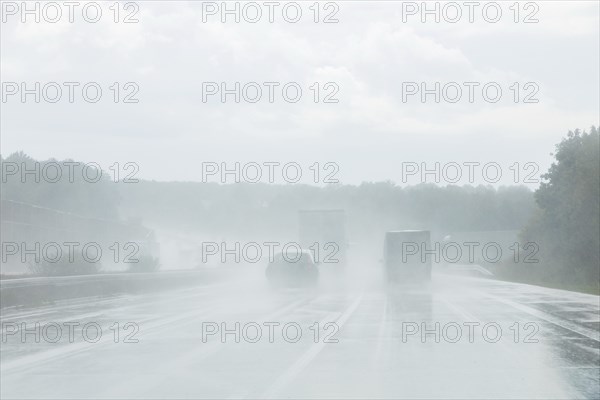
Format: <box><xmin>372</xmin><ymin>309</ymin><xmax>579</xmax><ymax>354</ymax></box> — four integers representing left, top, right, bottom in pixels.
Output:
<box><xmin>0</xmin><ymin>152</ymin><xmax>120</xmax><ymax>219</ymax></box>
<box><xmin>1</xmin><ymin>152</ymin><xmax>160</xmax><ymax>276</ymax></box>
<box><xmin>118</xmin><ymin>181</ymin><xmax>536</xmax><ymax>237</ymax></box>
<box><xmin>521</xmin><ymin>126</ymin><xmax>600</xmax><ymax>287</ymax></box>
<box><xmin>27</xmin><ymin>246</ymin><xmax>102</xmax><ymax>276</ymax></box>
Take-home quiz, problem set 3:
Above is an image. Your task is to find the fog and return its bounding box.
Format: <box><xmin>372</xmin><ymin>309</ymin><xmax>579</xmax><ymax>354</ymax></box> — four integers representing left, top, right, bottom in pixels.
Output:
<box><xmin>1</xmin><ymin>1</ymin><xmax>599</xmax><ymax>399</ymax></box>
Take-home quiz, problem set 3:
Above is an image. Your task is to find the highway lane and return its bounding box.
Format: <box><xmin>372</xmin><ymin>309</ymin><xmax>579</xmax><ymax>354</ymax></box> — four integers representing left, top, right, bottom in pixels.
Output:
<box><xmin>1</xmin><ymin>269</ymin><xmax>599</xmax><ymax>399</ymax></box>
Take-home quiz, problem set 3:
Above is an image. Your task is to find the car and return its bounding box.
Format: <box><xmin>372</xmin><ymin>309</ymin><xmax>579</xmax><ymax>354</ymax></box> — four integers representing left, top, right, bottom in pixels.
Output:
<box><xmin>265</xmin><ymin>250</ymin><xmax>319</xmax><ymax>287</ymax></box>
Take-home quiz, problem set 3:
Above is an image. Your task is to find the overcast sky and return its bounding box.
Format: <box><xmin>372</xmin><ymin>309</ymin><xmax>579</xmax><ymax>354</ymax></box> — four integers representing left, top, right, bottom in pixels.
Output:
<box><xmin>1</xmin><ymin>1</ymin><xmax>598</xmax><ymax>186</ymax></box>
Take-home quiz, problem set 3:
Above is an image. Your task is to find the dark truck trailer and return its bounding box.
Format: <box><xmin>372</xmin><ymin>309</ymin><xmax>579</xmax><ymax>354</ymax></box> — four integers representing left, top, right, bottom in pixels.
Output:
<box><xmin>384</xmin><ymin>230</ymin><xmax>432</xmax><ymax>282</ymax></box>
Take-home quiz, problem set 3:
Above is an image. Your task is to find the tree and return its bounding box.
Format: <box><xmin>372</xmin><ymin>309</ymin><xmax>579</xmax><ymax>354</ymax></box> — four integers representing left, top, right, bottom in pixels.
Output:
<box><xmin>1</xmin><ymin>151</ymin><xmax>120</xmax><ymax>219</ymax></box>
<box><xmin>522</xmin><ymin>126</ymin><xmax>600</xmax><ymax>286</ymax></box>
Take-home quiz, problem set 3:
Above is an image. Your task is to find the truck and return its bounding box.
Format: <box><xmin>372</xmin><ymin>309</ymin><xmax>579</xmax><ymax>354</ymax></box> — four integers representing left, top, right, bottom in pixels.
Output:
<box><xmin>298</xmin><ymin>209</ymin><xmax>348</xmax><ymax>267</ymax></box>
<box><xmin>383</xmin><ymin>230</ymin><xmax>432</xmax><ymax>282</ymax></box>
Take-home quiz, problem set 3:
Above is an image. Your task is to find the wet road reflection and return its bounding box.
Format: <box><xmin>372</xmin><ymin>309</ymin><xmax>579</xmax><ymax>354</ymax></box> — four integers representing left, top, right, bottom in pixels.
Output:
<box><xmin>1</xmin><ymin>272</ymin><xmax>598</xmax><ymax>399</ymax></box>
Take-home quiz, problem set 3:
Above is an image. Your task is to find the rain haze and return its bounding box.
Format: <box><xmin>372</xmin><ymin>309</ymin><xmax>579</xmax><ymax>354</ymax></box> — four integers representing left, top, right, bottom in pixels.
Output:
<box><xmin>0</xmin><ymin>1</ymin><xmax>599</xmax><ymax>399</ymax></box>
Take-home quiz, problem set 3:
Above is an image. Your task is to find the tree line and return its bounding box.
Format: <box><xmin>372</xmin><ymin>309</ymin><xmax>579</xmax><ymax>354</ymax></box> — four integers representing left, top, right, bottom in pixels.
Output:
<box><xmin>1</xmin><ymin>126</ymin><xmax>597</xmax><ymax>291</ymax></box>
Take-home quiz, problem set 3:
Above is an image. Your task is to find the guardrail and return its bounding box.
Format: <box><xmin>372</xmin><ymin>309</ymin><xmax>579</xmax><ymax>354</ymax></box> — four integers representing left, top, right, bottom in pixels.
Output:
<box><xmin>0</xmin><ymin>269</ymin><xmax>224</xmax><ymax>309</ymax></box>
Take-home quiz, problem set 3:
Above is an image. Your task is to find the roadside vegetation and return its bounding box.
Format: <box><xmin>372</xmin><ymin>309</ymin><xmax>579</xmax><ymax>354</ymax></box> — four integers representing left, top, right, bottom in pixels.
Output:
<box><xmin>1</xmin><ymin>126</ymin><xmax>598</xmax><ymax>292</ymax></box>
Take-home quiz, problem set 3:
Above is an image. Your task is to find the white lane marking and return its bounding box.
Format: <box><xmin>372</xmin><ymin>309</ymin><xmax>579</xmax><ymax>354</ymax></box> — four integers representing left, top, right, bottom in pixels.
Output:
<box><xmin>372</xmin><ymin>295</ymin><xmax>388</xmax><ymax>366</ymax></box>
<box><xmin>0</xmin><ymin>282</ymin><xmax>235</xmax><ymax>354</ymax></box>
<box><xmin>479</xmin><ymin>291</ymin><xmax>600</xmax><ymax>342</ymax></box>
<box><xmin>260</xmin><ymin>293</ymin><xmax>364</xmax><ymax>400</ymax></box>
<box><xmin>0</xmin><ymin>295</ymin><xmax>231</xmax><ymax>374</ymax></box>
<box><xmin>0</xmin><ymin>281</ymin><xmax>229</xmax><ymax>322</ymax></box>
<box><xmin>440</xmin><ymin>297</ymin><xmax>479</xmax><ymax>322</ymax></box>
<box><xmin>0</xmin><ymin>282</ymin><xmax>237</xmax><ymax>340</ymax></box>
<box><xmin>102</xmin><ymin>296</ymin><xmax>316</xmax><ymax>398</ymax></box>
<box><xmin>438</xmin><ymin>296</ymin><xmax>547</xmax><ymax>369</ymax></box>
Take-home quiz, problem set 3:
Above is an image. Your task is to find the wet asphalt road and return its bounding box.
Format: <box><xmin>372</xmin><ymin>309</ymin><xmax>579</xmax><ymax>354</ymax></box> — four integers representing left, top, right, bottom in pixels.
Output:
<box><xmin>1</xmin><ymin>269</ymin><xmax>599</xmax><ymax>399</ymax></box>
